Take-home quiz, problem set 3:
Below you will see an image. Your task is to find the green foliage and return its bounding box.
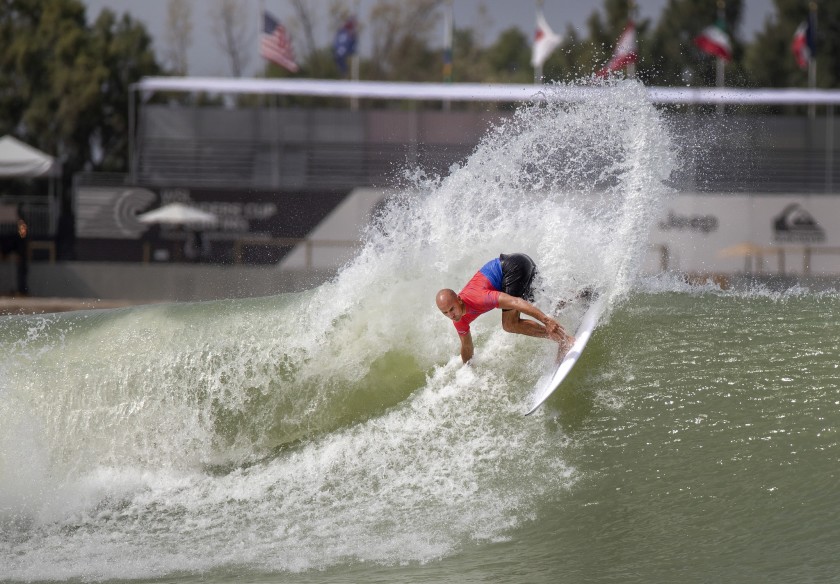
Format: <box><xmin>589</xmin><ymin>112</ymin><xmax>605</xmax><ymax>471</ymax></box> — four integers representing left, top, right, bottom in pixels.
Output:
<box><xmin>483</xmin><ymin>27</ymin><xmax>533</xmax><ymax>83</ymax></box>
<box><xmin>0</xmin><ymin>0</ymin><xmax>160</xmax><ymax>179</ymax></box>
<box><xmin>367</xmin><ymin>0</ymin><xmax>444</xmax><ymax>81</ymax></box>
<box><xmin>450</xmin><ymin>28</ymin><xmax>492</xmax><ymax>83</ymax></box>
<box><xmin>90</xmin><ymin>10</ymin><xmax>161</xmax><ymax>171</ymax></box>
<box><xmin>645</xmin><ymin>0</ymin><xmax>745</xmax><ymax>86</ymax></box>
<box><xmin>746</xmin><ymin>0</ymin><xmax>839</xmax><ymax>90</ymax></box>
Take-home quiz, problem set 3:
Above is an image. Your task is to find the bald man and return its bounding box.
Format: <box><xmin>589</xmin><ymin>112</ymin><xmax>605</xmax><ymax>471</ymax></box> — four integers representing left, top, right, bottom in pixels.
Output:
<box><xmin>436</xmin><ymin>253</ymin><xmax>573</xmax><ymax>363</ymax></box>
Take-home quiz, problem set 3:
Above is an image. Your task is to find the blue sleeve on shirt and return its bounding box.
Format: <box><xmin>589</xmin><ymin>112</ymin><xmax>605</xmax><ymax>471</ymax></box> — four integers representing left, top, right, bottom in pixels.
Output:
<box><xmin>479</xmin><ymin>258</ymin><xmax>503</xmax><ymax>290</ymax></box>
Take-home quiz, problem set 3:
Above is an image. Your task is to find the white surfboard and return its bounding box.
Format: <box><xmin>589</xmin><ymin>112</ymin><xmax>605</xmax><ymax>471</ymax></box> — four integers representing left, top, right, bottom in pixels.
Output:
<box><xmin>525</xmin><ymin>296</ymin><xmax>606</xmax><ymax>416</ymax></box>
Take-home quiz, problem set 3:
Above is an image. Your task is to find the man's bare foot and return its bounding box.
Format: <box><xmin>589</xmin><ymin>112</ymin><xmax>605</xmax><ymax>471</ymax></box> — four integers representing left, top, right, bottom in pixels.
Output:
<box><xmin>554</xmin><ymin>335</ymin><xmax>575</xmax><ymax>364</ymax></box>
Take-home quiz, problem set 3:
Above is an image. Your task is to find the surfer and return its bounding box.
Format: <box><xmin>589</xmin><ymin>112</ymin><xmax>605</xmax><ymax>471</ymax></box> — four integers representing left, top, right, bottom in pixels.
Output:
<box><xmin>436</xmin><ymin>253</ymin><xmax>574</xmax><ymax>363</ymax></box>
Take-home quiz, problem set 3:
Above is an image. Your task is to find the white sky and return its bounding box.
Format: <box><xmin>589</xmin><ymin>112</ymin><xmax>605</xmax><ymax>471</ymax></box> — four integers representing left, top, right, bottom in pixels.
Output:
<box><xmin>80</xmin><ymin>0</ymin><xmax>777</xmax><ymax>77</ymax></box>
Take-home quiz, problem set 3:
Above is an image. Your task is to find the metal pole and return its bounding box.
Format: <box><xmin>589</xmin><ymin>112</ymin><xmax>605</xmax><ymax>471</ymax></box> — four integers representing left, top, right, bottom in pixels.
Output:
<box><xmin>627</xmin><ymin>0</ymin><xmax>636</xmax><ymax>79</ymax></box>
<box><xmin>716</xmin><ymin>0</ymin><xmax>725</xmax><ymax>114</ymax></box>
<box><xmin>534</xmin><ymin>0</ymin><xmax>543</xmax><ymax>84</ymax></box>
<box><xmin>808</xmin><ymin>1</ymin><xmax>817</xmax><ymax>120</ymax></box>
<box><xmin>351</xmin><ymin>0</ymin><xmax>360</xmax><ymax>112</ymax></box>
<box><xmin>443</xmin><ymin>0</ymin><xmax>453</xmax><ymax>111</ymax></box>
<box><xmin>827</xmin><ymin>104</ymin><xmax>834</xmax><ymax>193</ymax></box>
<box><xmin>128</xmin><ymin>84</ymin><xmax>136</xmax><ymax>184</ymax></box>
<box><xmin>351</xmin><ymin>55</ymin><xmax>360</xmax><ymax>112</ymax></box>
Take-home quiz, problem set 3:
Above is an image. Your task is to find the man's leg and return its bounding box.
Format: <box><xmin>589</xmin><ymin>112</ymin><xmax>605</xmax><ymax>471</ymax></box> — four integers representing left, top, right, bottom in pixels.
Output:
<box><xmin>501</xmin><ymin>307</ymin><xmax>521</xmax><ymax>333</ymax></box>
<box><xmin>501</xmin><ymin>308</ymin><xmax>548</xmax><ymax>336</ymax></box>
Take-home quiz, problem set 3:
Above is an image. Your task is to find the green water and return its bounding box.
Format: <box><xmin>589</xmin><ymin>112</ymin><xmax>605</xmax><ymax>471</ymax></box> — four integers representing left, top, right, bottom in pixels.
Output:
<box><xmin>534</xmin><ymin>292</ymin><xmax>840</xmax><ymax>582</ymax></box>
<box><xmin>344</xmin><ymin>291</ymin><xmax>840</xmax><ymax>584</ymax></box>
<box><xmin>4</xmin><ymin>290</ymin><xmax>840</xmax><ymax>583</ymax></box>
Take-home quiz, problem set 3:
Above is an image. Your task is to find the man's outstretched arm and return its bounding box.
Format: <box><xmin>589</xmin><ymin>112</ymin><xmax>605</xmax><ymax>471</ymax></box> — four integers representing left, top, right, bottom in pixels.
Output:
<box><xmin>459</xmin><ymin>331</ymin><xmax>474</xmax><ymax>363</ymax></box>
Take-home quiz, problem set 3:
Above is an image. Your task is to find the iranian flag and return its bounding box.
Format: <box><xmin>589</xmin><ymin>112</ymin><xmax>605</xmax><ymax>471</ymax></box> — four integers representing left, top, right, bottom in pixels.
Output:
<box><xmin>694</xmin><ymin>21</ymin><xmax>732</xmax><ymax>62</ymax></box>
<box><xmin>596</xmin><ymin>21</ymin><xmax>638</xmax><ymax>77</ymax></box>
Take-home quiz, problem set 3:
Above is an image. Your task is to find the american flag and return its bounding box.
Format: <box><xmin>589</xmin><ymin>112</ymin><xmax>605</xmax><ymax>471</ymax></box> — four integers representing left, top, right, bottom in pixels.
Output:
<box><xmin>261</xmin><ymin>11</ymin><xmax>298</xmax><ymax>73</ymax></box>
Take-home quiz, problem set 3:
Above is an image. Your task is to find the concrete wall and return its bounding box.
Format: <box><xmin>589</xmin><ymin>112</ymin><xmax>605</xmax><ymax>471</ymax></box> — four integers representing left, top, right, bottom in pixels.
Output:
<box><xmin>9</xmin><ymin>262</ymin><xmax>336</xmax><ymax>302</ymax></box>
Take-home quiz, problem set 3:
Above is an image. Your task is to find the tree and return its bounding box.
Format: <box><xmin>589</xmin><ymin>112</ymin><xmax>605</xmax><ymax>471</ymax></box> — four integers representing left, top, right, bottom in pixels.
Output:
<box><xmin>483</xmin><ymin>27</ymin><xmax>532</xmax><ymax>83</ymax></box>
<box><xmin>165</xmin><ymin>0</ymin><xmax>192</xmax><ymax>75</ymax></box>
<box><xmin>450</xmin><ymin>28</ymin><xmax>491</xmax><ymax>83</ymax></box>
<box><xmin>0</xmin><ymin>0</ymin><xmax>104</xmax><ymax>171</ymax></box>
<box><xmin>210</xmin><ymin>0</ymin><xmax>252</xmax><ymax>77</ymax></box>
<box><xmin>287</xmin><ymin>0</ymin><xmax>319</xmax><ymax>62</ymax></box>
<box><xmin>0</xmin><ymin>0</ymin><xmax>160</xmax><ymax>175</ymax></box>
<box><xmin>368</xmin><ymin>0</ymin><xmax>445</xmax><ymax>81</ymax></box>
<box><xmin>89</xmin><ymin>10</ymin><xmax>161</xmax><ymax>171</ymax></box>
<box><xmin>646</xmin><ymin>0</ymin><xmax>745</xmax><ymax>87</ymax></box>
<box><xmin>745</xmin><ymin>0</ymin><xmax>839</xmax><ymax>90</ymax></box>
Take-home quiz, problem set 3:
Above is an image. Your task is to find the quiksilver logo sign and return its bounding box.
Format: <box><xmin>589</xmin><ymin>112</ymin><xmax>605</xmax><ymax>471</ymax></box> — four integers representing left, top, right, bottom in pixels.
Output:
<box><xmin>773</xmin><ymin>203</ymin><xmax>825</xmax><ymax>243</ymax></box>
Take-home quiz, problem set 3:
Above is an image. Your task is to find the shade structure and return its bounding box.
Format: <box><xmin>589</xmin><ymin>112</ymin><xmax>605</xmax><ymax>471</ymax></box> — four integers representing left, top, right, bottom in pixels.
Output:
<box><xmin>0</xmin><ymin>135</ymin><xmax>59</xmax><ymax>178</ymax></box>
<box><xmin>717</xmin><ymin>242</ymin><xmax>767</xmax><ymax>258</ymax></box>
<box><xmin>137</xmin><ymin>202</ymin><xmax>218</xmax><ymax>227</ymax></box>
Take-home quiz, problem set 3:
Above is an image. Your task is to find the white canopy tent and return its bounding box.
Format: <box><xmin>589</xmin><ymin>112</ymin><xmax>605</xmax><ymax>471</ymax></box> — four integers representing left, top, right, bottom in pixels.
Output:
<box><xmin>0</xmin><ymin>135</ymin><xmax>60</xmax><ymax>178</ymax></box>
<box><xmin>0</xmin><ymin>135</ymin><xmax>62</xmax><ymax>239</ymax></box>
<box><xmin>137</xmin><ymin>202</ymin><xmax>218</xmax><ymax>227</ymax></box>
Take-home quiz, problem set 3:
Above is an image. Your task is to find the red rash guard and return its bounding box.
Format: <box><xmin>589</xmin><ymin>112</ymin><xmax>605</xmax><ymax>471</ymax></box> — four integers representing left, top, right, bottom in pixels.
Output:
<box><xmin>453</xmin><ymin>271</ymin><xmax>500</xmax><ymax>336</ymax></box>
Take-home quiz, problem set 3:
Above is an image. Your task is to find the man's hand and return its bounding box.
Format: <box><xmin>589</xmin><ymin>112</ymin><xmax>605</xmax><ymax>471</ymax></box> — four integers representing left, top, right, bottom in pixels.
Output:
<box><xmin>543</xmin><ymin>317</ymin><xmax>573</xmax><ymax>345</ymax></box>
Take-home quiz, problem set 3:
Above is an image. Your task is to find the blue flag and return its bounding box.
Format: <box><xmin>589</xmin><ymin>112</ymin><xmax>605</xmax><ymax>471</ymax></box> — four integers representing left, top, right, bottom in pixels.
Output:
<box><xmin>333</xmin><ymin>18</ymin><xmax>357</xmax><ymax>75</ymax></box>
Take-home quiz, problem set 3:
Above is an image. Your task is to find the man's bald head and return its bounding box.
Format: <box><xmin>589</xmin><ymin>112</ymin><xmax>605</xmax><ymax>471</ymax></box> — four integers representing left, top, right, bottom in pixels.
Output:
<box><xmin>436</xmin><ymin>288</ymin><xmax>465</xmax><ymax>322</ymax></box>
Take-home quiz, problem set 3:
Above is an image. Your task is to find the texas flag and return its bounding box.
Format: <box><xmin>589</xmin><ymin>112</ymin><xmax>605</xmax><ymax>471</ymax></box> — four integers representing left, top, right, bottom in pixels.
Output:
<box><xmin>333</xmin><ymin>17</ymin><xmax>357</xmax><ymax>75</ymax></box>
<box><xmin>596</xmin><ymin>21</ymin><xmax>638</xmax><ymax>77</ymax></box>
<box><xmin>694</xmin><ymin>21</ymin><xmax>732</xmax><ymax>62</ymax></box>
<box><xmin>531</xmin><ymin>10</ymin><xmax>561</xmax><ymax>68</ymax></box>
<box><xmin>791</xmin><ymin>16</ymin><xmax>816</xmax><ymax>70</ymax></box>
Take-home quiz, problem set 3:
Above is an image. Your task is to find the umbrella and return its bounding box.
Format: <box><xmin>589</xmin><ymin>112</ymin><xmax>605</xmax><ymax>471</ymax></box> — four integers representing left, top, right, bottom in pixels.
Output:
<box><xmin>137</xmin><ymin>202</ymin><xmax>218</xmax><ymax>227</ymax></box>
<box><xmin>717</xmin><ymin>242</ymin><xmax>768</xmax><ymax>258</ymax></box>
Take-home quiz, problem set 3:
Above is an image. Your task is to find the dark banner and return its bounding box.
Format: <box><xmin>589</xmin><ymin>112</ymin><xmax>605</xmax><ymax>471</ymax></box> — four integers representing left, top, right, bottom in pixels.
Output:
<box><xmin>74</xmin><ymin>186</ymin><xmax>347</xmax><ymax>263</ymax></box>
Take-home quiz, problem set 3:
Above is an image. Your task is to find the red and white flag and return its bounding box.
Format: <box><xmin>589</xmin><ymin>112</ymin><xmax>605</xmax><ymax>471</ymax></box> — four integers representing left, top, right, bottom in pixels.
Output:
<box><xmin>694</xmin><ymin>22</ymin><xmax>732</xmax><ymax>62</ymax></box>
<box><xmin>791</xmin><ymin>17</ymin><xmax>816</xmax><ymax>70</ymax></box>
<box><xmin>261</xmin><ymin>11</ymin><xmax>299</xmax><ymax>73</ymax></box>
<box><xmin>596</xmin><ymin>22</ymin><xmax>638</xmax><ymax>77</ymax></box>
<box><xmin>531</xmin><ymin>10</ymin><xmax>561</xmax><ymax>69</ymax></box>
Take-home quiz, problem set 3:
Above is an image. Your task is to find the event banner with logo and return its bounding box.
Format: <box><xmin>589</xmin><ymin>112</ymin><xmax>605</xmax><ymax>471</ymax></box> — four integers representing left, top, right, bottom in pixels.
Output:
<box><xmin>75</xmin><ymin>186</ymin><xmax>840</xmax><ymax>274</ymax></box>
<box><xmin>649</xmin><ymin>194</ymin><xmax>840</xmax><ymax>276</ymax></box>
<box><xmin>75</xmin><ymin>186</ymin><xmax>346</xmax><ymax>241</ymax></box>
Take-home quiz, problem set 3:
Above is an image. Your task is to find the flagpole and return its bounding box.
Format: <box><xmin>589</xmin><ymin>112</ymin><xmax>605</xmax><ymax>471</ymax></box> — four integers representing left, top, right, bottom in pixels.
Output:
<box><xmin>443</xmin><ymin>0</ymin><xmax>453</xmax><ymax>111</ymax></box>
<box><xmin>534</xmin><ymin>0</ymin><xmax>543</xmax><ymax>84</ymax></box>
<box><xmin>627</xmin><ymin>0</ymin><xmax>637</xmax><ymax>79</ymax></box>
<box><xmin>260</xmin><ymin>0</ymin><xmax>280</xmax><ymax>188</ymax></box>
<box><xmin>351</xmin><ymin>0</ymin><xmax>360</xmax><ymax>112</ymax></box>
<box><xmin>808</xmin><ymin>1</ymin><xmax>817</xmax><ymax>120</ymax></box>
<box><xmin>259</xmin><ymin>0</ymin><xmax>265</xmax><ymax>76</ymax></box>
<box><xmin>715</xmin><ymin>0</ymin><xmax>725</xmax><ymax>114</ymax></box>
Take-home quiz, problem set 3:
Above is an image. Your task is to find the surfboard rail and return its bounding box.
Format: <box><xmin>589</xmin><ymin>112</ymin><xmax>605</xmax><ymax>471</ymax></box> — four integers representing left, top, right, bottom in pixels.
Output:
<box><xmin>525</xmin><ymin>296</ymin><xmax>606</xmax><ymax>416</ymax></box>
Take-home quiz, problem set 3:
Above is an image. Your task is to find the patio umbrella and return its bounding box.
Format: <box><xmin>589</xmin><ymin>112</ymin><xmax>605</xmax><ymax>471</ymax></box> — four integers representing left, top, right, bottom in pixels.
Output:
<box><xmin>137</xmin><ymin>202</ymin><xmax>218</xmax><ymax>227</ymax></box>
